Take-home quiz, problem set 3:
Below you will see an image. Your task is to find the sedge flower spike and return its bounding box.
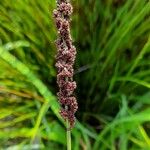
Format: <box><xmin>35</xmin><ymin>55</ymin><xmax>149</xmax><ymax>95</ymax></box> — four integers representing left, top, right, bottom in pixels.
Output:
<box><xmin>53</xmin><ymin>0</ymin><xmax>78</xmax><ymax>128</ymax></box>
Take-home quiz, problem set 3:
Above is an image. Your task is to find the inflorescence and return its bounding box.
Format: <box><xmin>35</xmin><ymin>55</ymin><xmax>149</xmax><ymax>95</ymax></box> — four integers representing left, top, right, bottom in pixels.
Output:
<box><xmin>53</xmin><ymin>0</ymin><xmax>78</xmax><ymax>128</ymax></box>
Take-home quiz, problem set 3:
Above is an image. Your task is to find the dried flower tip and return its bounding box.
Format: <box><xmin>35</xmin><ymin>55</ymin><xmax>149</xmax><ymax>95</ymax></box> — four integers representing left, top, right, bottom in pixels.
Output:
<box><xmin>53</xmin><ymin>9</ymin><xmax>60</xmax><ymax>18</ymax></box>
<box><xmin>64</xmin><ymin>81</ymin><xmax>77</xmax><ymax>92</ymax></box>
<box><xmin>58</xmin><ymin>2</ymin><xmax>73</xmax><ymax>16</ymax></box>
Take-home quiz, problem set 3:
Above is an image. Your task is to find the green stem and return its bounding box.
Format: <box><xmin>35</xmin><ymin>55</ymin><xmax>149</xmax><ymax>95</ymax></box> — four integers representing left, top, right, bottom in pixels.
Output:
<box><xmin>67</xmin><ymin>120</ymin><xmax>71</xmax><ymax>150</ymax></box>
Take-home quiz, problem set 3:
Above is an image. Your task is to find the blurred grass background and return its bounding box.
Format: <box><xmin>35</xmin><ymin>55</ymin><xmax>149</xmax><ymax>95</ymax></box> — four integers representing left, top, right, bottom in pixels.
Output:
<box><xmin>0</xmin><ymin>0</ymin><xmax>150</xmax><ymax>149</ymax></box>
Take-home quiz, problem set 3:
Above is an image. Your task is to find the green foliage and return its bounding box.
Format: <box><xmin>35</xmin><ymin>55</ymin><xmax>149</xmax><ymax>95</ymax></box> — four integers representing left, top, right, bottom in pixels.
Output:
<box><xmin>0</xmin><ymin>0</ymin><xmax>150</xmax><ymax>149</ymax></box>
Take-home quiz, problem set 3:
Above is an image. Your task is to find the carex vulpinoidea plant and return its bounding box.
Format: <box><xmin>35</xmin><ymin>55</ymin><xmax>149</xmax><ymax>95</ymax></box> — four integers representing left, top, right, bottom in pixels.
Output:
<box><xmin>53</xmin><ymin>0</ymin><xmax>78</xmax><ymax>149</ymax></box>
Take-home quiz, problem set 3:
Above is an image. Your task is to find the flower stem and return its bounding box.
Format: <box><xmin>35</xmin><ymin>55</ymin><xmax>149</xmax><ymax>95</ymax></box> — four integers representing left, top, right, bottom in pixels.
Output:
<box><xmin>67</xmin><ymin>119</ymin><xmax>71</xmax><ymax>150</ymax></box>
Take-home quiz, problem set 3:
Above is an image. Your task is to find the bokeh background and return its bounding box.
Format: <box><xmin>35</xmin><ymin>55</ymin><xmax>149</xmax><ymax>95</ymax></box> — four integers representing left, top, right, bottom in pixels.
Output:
<box><xmin>0</xmin><ymin>0</ymin><xmax>150</xmax><ymax>149</ymax></box>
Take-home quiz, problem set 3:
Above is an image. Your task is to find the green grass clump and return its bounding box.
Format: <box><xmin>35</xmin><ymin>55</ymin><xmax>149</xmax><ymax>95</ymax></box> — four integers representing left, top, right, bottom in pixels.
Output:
<box><xmin>0</xmin><ymin>0</ymin><xmax>150</xmax><ymax>149</ymax></box>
